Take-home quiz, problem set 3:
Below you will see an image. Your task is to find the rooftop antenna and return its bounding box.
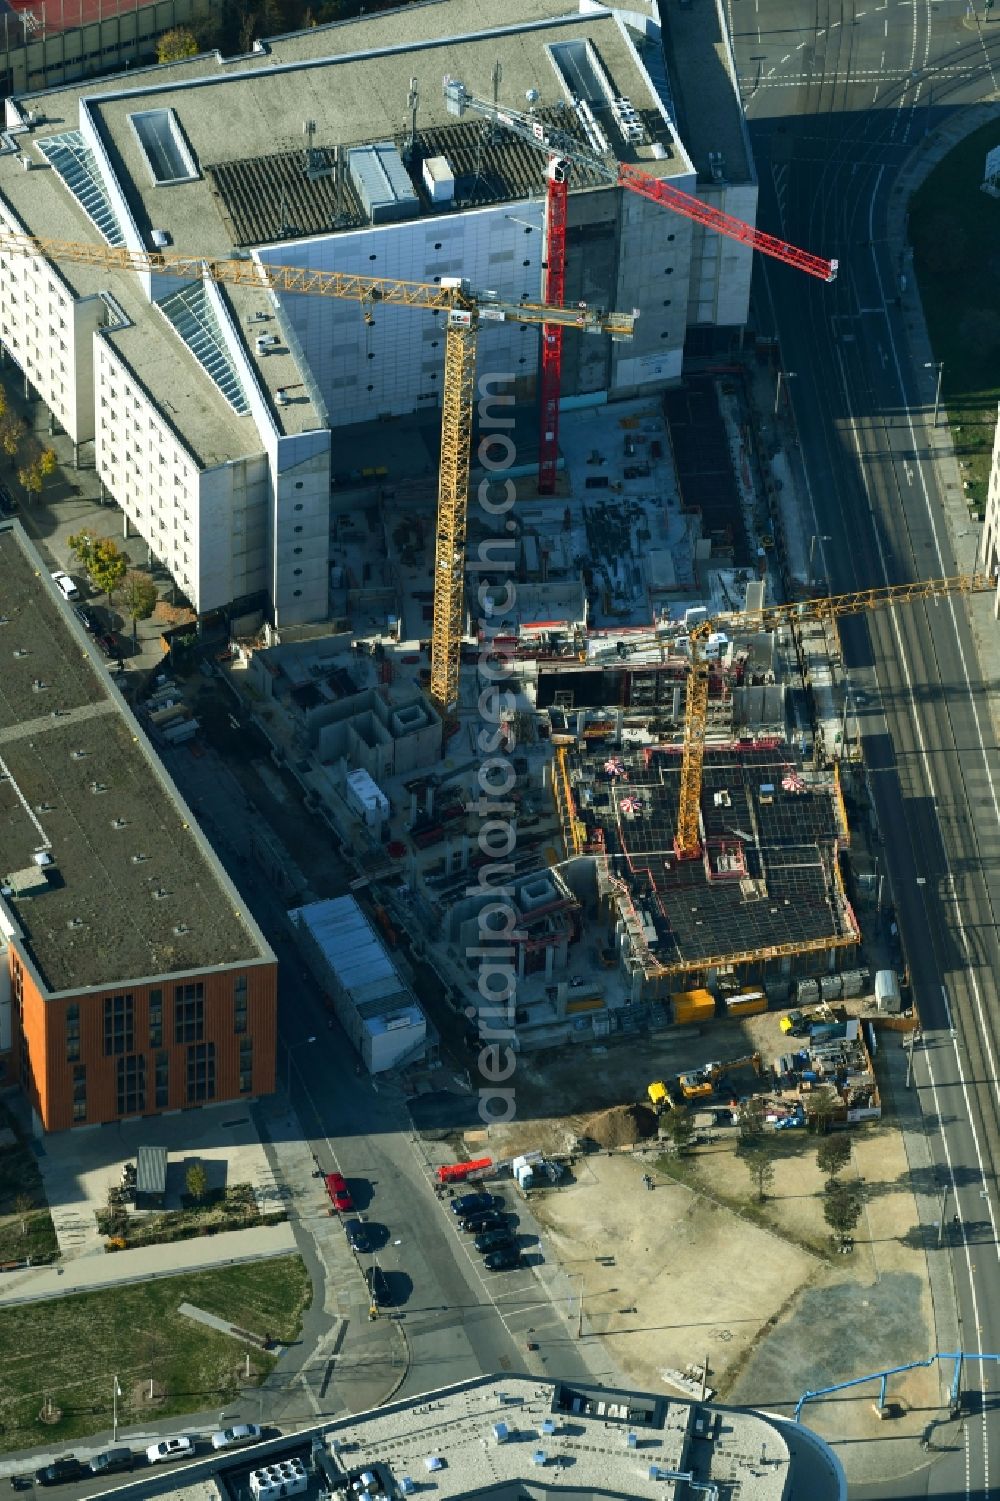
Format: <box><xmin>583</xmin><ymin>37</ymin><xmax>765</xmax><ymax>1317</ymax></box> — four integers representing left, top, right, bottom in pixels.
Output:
<box><xmin>485</xmin><ymin>59</ymin><xmax>504</xmax><ymax>145</ymax></box>
<box><xmin>303</xmin><ymin>118</ymin><xmax>317</xmax><ymax>176</ymax></box>
<box><xmin>402</xmin><ymin>76</ymin><xmax>419</xmax><ymax>165</ymax></box>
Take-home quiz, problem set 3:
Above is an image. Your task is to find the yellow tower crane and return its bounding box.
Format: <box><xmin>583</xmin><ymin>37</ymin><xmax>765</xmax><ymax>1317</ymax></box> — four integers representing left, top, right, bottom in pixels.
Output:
<box><xmin>674</xmin><ymin>571</ymin><xmax>996</xmax><ymax>859</ymax></box>
<box><xmin>0</xmin><ymin>230</ymin><xmax>636</xmax><ymax>712</ymax></box>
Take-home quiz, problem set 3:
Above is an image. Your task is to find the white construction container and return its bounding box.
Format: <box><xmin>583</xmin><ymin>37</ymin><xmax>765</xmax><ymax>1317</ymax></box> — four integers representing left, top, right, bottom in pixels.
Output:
<box><xmin>345</xmin><ymin>768</ymin><xmax>390</xmax><ymax>827</ymax></box>
<box><xmin>422</xmin><ymin>155</ymin><xmax>455</xmax><ymax>203</ymax></box>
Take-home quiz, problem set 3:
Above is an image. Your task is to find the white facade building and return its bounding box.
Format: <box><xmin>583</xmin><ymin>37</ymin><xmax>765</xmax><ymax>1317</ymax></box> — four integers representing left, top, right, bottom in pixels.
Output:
<box><xmin>0</xmin><ymin>0</ymin><xmax>756</xmax><ymax>625</ymax></box>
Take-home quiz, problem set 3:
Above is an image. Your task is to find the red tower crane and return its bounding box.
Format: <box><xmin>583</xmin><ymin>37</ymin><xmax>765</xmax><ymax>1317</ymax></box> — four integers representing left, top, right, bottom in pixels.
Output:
<box><xmin>443</xmin><ymin>79</ymin><xmax>836</xmax><ymax>495</ymax></box>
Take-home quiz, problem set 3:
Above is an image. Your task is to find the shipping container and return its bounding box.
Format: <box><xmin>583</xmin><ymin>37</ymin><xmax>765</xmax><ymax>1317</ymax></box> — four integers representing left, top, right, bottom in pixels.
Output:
<box><xmin>672</xmin><ymin>988</ymin><xmax>716</xmax><ymax>1024</ymax></box>
<box><xmin>724</xmin><ymin>991</ymin><xmax>767</xmax><ymax>1017</ymax></box>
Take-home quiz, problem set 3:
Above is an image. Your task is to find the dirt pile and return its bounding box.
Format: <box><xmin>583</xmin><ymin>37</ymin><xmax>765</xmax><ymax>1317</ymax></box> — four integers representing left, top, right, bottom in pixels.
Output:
<box><xmin>582</xmin><ymin>1102</ymin><xmax>657</xmax><ymax>1149</ymax></box>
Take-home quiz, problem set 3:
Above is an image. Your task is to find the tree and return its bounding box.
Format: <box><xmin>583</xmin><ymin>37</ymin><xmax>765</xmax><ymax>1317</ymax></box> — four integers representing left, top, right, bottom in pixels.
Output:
<box><xmin>87</xmin><ymin>537</ymin><xmax>128</xmax><ymax>604</ymax></box>
<box><xmin>120</xmin><ymin>570</ymin><xmax>159</xmax><ymax>641</ymax></box>
<box><xmin>743</xmin><ymin>1146</ymin><xmax>775</xmax><ymax>1203</ymax></box>
<box><xmin>661</xmin><ymin>1108</ymin><xmax>695</xmax><ymax>1155</ymax></box>
<box><xmin>67</xmin><ymin>528</ymin><xmax>99</xmax><ymax>569</ymax></box>
<box><xmin>816</xmin><ymin>1134</ymin><xmax>851</xmax><ymax>1180</ymax></box>
<box><xmin>13</xmin><ymin>1192</ymin><xmax>33</xmax><ymax>1238</ymax></box>
<box><xmin>0</xmin><ymin>410</ymin><xmax>25</xmax><ymax>456</ymax></box>
<box><xmin>735</xmin><ymin>1096</ymin><xmax>767</xmax><ymax>1154</ymax></box>
<box><xmin>157</xmin><ymin>26</ymin><xmax>199</xmax><ymax>62</ymax></box>
<box><xmin>186</xmin><ymin>1161</ymin><xmax>209</xmax><ymax>1203</ymax></box>
<box><xmin>823</xmin><ymin>1179</ymin><xmax>863</xmax><ymax>1248</ymax></box>
<box><xmin>17</xmin><ymin>442</ymin><xmax>57</xmax><ymax>505</ymax></box>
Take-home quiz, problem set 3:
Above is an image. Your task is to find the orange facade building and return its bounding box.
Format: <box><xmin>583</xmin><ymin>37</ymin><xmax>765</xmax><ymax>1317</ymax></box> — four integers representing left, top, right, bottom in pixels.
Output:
<box><xmin>0</xmin><ymin>523</ymin><xmax>277</xmax><ymax>1132</ymax></box>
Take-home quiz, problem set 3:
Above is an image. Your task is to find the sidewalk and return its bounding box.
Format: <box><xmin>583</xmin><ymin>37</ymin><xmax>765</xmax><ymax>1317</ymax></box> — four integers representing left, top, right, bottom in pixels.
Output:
<box><xmin>0</xmin><ymin>1223</ymin><xmax>297</xmax><ymax>1307</ymax></box>
<box><xmin>0</xmin><ymin>379</ymin><xmax>173</xmax><ymax>679</ymax></box>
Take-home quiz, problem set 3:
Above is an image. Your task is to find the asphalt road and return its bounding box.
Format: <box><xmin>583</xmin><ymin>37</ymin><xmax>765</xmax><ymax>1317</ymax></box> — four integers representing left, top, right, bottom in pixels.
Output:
<box><xmin>160</xmin><ymin>742</ymin><xmax>611</xmax><ymax>1424</ymax></box>
<box><xmin>727</xmin><ymin>0</ymin><xmax>1000</xmax><ymax>1495</ymax></box>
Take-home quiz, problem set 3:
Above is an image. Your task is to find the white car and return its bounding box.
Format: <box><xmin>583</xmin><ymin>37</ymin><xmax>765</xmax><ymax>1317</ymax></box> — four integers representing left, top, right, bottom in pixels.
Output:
<box><xmin>211</xmin><ymin>1423</ymin><xmax>262</xmax><ymax>1450</ymax></box>
<box><xmin>50</xmin><ymin>570</ymin><xmax>79</xmax><ymax>601</ymax></box>
<box><xmin>145</xmin><ymin>1436</ymin><xmax>194</xmax><ymax>1465</ymax></box>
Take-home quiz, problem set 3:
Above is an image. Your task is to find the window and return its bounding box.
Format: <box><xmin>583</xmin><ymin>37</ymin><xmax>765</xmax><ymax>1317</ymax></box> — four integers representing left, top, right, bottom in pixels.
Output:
<box><xmin>174</xmin><ymin>982</ymin><xmax>204</xmax><ymax>1044</ymax></box>
<box><xmin>234</xmin><ymin>975</ymin><xmax>248</xmax><ymax>1035</ymax></box>
<box><xmin>66</xmin><ymin>1002</ymin><xmax>80</xmax><ymax>1063</ymax></box>
<box><xmin>154</xmin><ymin>1050</ymin><xmax>169</xmax><ymax>1109</ymax></box>
<box><xmin>186</xmin><ymin>1041</ymin><xmax>216</xmax><ymax>1103</ymax></box>
<box><xmin>149</xmin><ymin>988</ymin><xmax>162</xmax><ymax>1048</ymax></box>
<box><xmin>239</xmin><ymin>1037</ymin><xmax>253</xmax><ymax>1093</ymax></box>
<box><xmin>72</xmin><ymin>1064</ymin><xmax>86</xmax><ymax>1123</ymax></box>
<box><xmin>116</xmin><ymin>1054</ymin><xmax>145</xmax><ymax>1116</ymax></box>
<box><xmin>103</xmin><ymin>993</ymin><xmax>134</xmax><ymax>1056</ymax></box>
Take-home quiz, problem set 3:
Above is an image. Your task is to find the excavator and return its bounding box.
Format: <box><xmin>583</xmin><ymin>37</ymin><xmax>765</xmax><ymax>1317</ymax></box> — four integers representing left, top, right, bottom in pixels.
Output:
<box><xmin>649</xmin><ymin>1052</ymin><xmax>764</xmax><ymax>1109</ymax></box>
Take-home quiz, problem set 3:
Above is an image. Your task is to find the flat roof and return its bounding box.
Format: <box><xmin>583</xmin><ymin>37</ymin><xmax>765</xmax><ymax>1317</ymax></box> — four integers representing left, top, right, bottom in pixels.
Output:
<box><xmin>0</xmin><ymin>523</ymin><xmax>273</xmax><ymax>994</ymax></box>
<box><xmin>588</xmin><ymin>745</ymin><xmax>857</xmax><ymax>968</ymax></box>
<box><xmin>659</xmin><ymin>0</ymin><xmax>752</xmax><ymax>184</ymax></box>
<box><xmin>0</xmin><ymin>2</ymin><xmax>685</xmax><ymax>465</ymax></box>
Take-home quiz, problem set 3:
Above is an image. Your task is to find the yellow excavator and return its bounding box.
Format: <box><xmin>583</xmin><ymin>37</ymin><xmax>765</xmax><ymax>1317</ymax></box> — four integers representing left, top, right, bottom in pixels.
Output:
<box><xmin>677</xmin><ymin>1052</ymin><xmax>764</xmax><ymax>1100</ymax></box>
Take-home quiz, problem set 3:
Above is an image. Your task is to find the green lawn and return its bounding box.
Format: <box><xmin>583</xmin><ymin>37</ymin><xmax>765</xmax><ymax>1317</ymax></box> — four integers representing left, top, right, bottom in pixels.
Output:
<box><xmin>0</xmin><ymin>1255</ymin><xmax>312</xmax><ymax>1453</ymax></box>
<box><xmin>909</xmin><ymin>121</ymin><xmax>1000</xmax><ymax>516</ymax></box>
<box><xmin>0</xmin><ymin>1107</ymin><xmax>59</xmax><ymax>1265</ymax></box>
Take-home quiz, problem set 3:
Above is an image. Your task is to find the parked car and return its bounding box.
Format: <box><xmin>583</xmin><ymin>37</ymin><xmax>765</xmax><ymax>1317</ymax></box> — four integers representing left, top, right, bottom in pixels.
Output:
<box><xmin>325</xmin><ymin>1172</ymin><xmax>354</xmax><ymax>1213</ymax></box>
<box><xmin>34</xmin><ymin>1458</ymin><xmax>84</xmax><ymax>1487</ymax></box>
<box><xmin>50</xmin><ymin>570</ymin><xmax>79</xmax><ymax>601</ymax></box>
<box><xmin>461</xmin><ymin>1211</ymin><xmax>507</xmax><ymax>1236</ymax></box>
<box><xmin>210</xmin><ymin>1424</ymin><xmax>262</xmax><ymax>1451</ymax></box>
<box><xmin>73</xmin><ymin>603</ymin><xmax>98</xmax><ymax>632</ymax></box>
<box><xmin>88</xmin><ymin>1448</ymin><xmax>135</xmax><ymax>1476</ymax></box>
<box><xmin>146</xmin><ymin>1436</ymin><xmax>194</xmax><ymax>1465</ymax></box>
<box><xmin>344</xmin><ymin>1218</ymin><xmax>372</xmax><ymax>1254</ymax></box>
<box><xmin>0</xmin><ymin>483</ymin><xmax>16</xmax><ymax>516</ymax></box>
<box><xmin>451</xmin><ymin>1191</ymin><xmax>501</xmax><ymax>1219</ymax></box>
<box><xmin>365</xmin><ymin>1264</ymin><xmax>390</xmax><ymax>1306</ymax></box>
<box><xmin>474</xmin><ymin>1228</ymin><xmax>515</xmax><ymax>1255</ymax></box>
<box><xmin>484</xmin><ymin>1245</ymin><xmax>523</xmax><ymax>1272</ymax></box>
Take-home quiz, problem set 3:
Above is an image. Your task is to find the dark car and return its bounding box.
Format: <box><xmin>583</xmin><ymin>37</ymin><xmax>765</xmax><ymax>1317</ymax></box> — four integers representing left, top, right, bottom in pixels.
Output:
<box><xmin>461</xmin><ymin>1211</ymin><xmax>507</xmax><ymax>1236</ymax></box>
<box><xmin>365</xmin><ymin>1264</ymin><xmax>390</xmax><ymax>1306</ymax></box>
<box><xmin>88</xmin><ymin>1448</ymin><xmax>134</xmax><ymax>1477</ymax></box>
<box><xmin>474</xmin><ymin>1228</ymin><xmax>515</xmax><ymax>1256</ymax></box>
<box><xmin>451</xmin><ymin>1192</ymin><xmax>501</xmax><ymax>1219</ymax></box>
<box><xmin>344</xmin><ymin>1218</ymin><xmax>372</xmax><ymax>1254</ymax></box>
<box><xmin>484</xmin><ymin>1245</ymin><xmax>523</xmax><ymax>1272</ymax></box>
<box><xmin>35</xmin><ymin>1458</ymin><xmax>84</xmax><ymax>1487</ymax></box>
<box><xmin>0</xmin><ymin>483</ymin><xmax>16</xmax><ymax>516</ymax></box>
<box><xmin>74</xmin><ymin>604</ymin><xmax>98</xmax><ymax>633</ymax></box>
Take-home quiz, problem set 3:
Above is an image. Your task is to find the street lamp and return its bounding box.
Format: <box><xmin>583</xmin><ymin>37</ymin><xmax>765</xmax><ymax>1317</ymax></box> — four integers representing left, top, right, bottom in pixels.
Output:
<box><xmin>809</xmin><ymin>533</ymin><xmax>832</xmax><ymax>586</ymax></box>
<box><xmin>925</xmin><ymin>360</ymin><xmax>944</xmax><ymax>427</ymax></box>
<box><xmin>774</xmin><ymin>369</ymin><xmax>797</xmax><ymax>417</ymax></box>
<box><xmin>286</xmin><ymin>1034</ymin><xmax>317</xmax><ymax>1097</ymax></box>
<box><xmin>112</xmin><ymin>1375</ymin><xmax>122</xmax><ymax>1443</ymax></box>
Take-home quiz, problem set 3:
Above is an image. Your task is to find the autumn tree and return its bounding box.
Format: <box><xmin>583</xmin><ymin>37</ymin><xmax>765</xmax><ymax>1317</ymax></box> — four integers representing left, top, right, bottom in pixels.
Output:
<box><xmin>0</xmin><ymin>410</ymin><xmax>25</xmax><ymax>457</ymax></box>
<box><xmin>17</xmin><ymin>440</ymin><xmax>56</xmax><ymax>504</ymax></box>
<box><xmin>185</xmin><ymin>1161</ymin><xmax>209</xmax><ymax>1203</ymax></box>
<box><xmin>157</xmin><ymin>26</ymin><xmax>199</xmax><ymax>62</ymax></box>
<box><xmin>69</xmin><ymin>530</ymin><xmax>128</xmax><ymax>603</ymax></box>
<box><xmin>120</xmin><ymin>569</ymin><xmax>158</xmax><ymax>641</ymax></box>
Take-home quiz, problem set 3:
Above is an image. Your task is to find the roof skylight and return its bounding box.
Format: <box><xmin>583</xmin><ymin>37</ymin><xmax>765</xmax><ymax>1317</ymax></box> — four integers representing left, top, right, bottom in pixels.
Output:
<box><xmin>35</xmin><ymin>131</ymin><xmax>125</xmax><ymax>247</ymax></box>
<box><xmin>129</xmin><ymin>108</ymin><xmax>198</xmax><ymax>186</ymax></box>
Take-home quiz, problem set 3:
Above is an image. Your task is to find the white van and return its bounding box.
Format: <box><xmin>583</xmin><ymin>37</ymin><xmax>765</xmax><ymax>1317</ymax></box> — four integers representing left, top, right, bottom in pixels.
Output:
<box><xmin>51</xmin><ymin>570</ymin><xmax>79</xmax><ymax>601</ymax></box>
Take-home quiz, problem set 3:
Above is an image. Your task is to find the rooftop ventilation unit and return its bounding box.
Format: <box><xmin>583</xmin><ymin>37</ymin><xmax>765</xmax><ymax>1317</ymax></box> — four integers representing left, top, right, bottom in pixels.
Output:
<box><xmin>422</xmin><ymin>155</ymin><xmax>455</xmax><ymax>204</ymax></box>
<box><xmin>610</xmin><ymin>96</ymin><xmax>646</xmax><ymax>146</ymax></box>
<box><xmin>151</xmin><ymin>228</ymin><xmax>171</xmax><ymax>248</ymax></box>
<box><xmin>348</xmin><ymin>142</ymin><xmax>419</xmax><ymax>224</ymax></box>
<box><xmin>708</xmin><ymin>151</ymin><xmax>726</xmax><ymax>184</ymax></box>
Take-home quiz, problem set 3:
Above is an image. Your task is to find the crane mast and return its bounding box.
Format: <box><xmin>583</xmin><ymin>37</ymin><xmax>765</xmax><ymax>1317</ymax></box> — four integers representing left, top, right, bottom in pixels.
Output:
<box><xmin>0</xmin><ymin>229</ymin><xmax>635</xmax><ymax>714</ymax></box>
<box><xmin>674</xmin><ymin>572</ymin><xmax>996</xmax><ymax>859</ymax></box>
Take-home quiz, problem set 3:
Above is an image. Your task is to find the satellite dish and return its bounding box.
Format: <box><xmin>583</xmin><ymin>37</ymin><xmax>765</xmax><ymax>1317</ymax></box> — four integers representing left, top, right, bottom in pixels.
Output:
<box><xmin>525</xmin><ymin>88</ymin><xmax>540</xmax><ymax>106</ymax></box>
